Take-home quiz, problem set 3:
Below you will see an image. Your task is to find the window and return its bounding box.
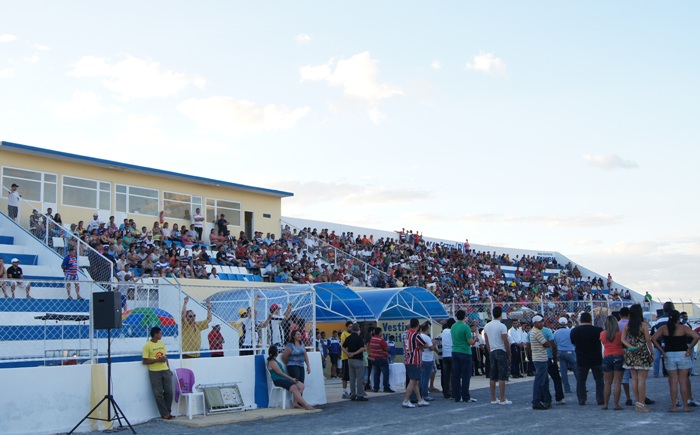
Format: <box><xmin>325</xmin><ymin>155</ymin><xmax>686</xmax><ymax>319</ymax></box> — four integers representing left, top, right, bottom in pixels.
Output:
<box><xmin>206</xmin><ymin>198</ymin><xmax>241</xmax><ymax>227</ymax></box>
<box><xmin>116</xmin><ymin>184</ymin><xmax>159</xmax><ymax>216</ymax></box>
<box><xmin>62</xmin><ymin>176</ymin><xmax>110</xmax><ymax>210</ymax></box>
<box><xmin>163</xmin><ymin>191</ymin><xmax>202</xmax><ymax>220</ymax></box>
<box><xmin>2</xmin><ymin>167</ymin><xmax>57</xmax><ymax>203</ymax></box>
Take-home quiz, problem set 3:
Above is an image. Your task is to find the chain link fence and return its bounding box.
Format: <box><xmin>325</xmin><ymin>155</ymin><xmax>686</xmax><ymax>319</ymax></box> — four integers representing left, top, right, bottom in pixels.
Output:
<box><xmin>0</xmin><ymin>279</ymin><xmax>316</xmax><ymax>366</ymax></box>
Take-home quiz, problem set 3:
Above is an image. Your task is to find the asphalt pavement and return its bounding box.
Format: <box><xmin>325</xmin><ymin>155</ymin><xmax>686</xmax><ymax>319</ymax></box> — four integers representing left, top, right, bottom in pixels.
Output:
<box><xmin>75</xmin><ymin>359</ymin><xmax>700</xmax><ymax>435</ymax></box>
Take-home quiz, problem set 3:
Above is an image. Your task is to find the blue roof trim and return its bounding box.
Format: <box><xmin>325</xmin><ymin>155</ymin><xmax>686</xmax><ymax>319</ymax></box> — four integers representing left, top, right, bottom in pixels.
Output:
<box><xmin>1</xmin><ymin>141</ymin><xmax>293</xmax><ymax>198</ymax></box>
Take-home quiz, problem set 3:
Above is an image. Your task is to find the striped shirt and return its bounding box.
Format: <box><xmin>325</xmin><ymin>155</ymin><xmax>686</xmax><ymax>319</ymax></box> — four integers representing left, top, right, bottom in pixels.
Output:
<box><xmin>369</xmin><ymin>336</ymin><xmax>389</xmax><ymax>360</ymax></box>
<box><xmin>404</xmin><ymin>329</ymin><xmax>425</xmax><ymax>366</ymax></box>
<box><xmin>529</xmin><ymin>327</ymin><xmax>549</xmax><ymax>362</ymax></box>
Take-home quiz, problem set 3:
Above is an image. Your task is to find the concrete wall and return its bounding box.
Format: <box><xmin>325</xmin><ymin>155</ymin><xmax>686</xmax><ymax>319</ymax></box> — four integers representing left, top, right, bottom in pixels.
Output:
<box><xmin>0</xmin><ymin>352</ymin><xmax>326</xmax><ymax>435</ymax></box>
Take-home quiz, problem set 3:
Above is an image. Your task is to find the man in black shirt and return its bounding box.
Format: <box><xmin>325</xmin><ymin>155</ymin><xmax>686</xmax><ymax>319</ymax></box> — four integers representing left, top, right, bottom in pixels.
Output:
<box><xmin>7</xmin><ymin>258</ymin><xmax>32</xmax><ymax>299</ymax></box>
<box><xmin>569</xmin><ymin>311</ymin><xmax>603</xmax><ymax>405</ymax></box>
<box><xmin>343</xmin><ymin>323</ymin><xmax>368</xmax><ymax>401</ymax></box>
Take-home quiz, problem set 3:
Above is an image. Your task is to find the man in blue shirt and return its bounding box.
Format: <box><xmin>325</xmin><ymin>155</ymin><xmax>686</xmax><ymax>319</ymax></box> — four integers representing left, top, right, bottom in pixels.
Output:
<box><xmin>553</xmin><ymin>317</ymin><xmax>576</xmax><ymax>394</ymax></box>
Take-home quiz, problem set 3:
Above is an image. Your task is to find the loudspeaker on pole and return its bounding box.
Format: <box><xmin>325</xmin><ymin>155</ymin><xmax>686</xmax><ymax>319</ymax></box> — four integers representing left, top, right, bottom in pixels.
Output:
<box><xmin>93</xmin><ymin>292</ymin><xmax>122</xmax><ymax>330</ymax></box>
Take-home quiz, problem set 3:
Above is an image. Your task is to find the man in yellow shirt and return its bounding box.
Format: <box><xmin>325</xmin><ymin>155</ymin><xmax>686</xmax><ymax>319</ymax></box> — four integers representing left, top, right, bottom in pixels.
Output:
<box><xmin>340</xmin><ymin>320</ymin><xmax>353</xmax><ymax>399</ymax></box>
<box><xmin>142</xmin><ymin>326</ymin><xmax>174</xmax><ymax>420</ymax></box>
<box><xmin>182</xmin><ymin>296</ymin><xmax>212</xmax><ymax>358</ymax></box>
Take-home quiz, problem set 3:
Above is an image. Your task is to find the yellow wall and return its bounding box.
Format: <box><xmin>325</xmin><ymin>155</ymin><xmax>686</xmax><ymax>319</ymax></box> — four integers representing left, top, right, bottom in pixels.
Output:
<box><xmin>1</xmin><ymin>149</ymin><xmax>284</xmax><ymax>236</ymax></box>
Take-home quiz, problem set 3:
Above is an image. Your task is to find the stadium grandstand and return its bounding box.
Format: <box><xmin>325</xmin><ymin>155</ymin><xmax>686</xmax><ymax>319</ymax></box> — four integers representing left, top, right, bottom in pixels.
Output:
<box><xmin>1</xmin><ymin>140</ymin><xmax>698</xmax><ymax>433</ymax></box>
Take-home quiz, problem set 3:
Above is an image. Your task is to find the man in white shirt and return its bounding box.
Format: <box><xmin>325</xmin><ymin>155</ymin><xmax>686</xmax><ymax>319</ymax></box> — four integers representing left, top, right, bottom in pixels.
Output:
<box><xmin>436</xmin><ymin>318</ymin><xmax>455</xmax><ymax>399</ymax></box>
<box><xmin>419</xmin><ymin>322</ymin><xmax>436</xmax><ymax>401</ymax></box>
<box><xmin>508</xmin><ymin>319</ymin><xmax>526</xmax><ymax>378</ymax></box>
<box><xmin>7</xmin><ymin>183</ymin><xmax>20</xmax><ymax>221</ymax></box>
<box><xmin>87</xmin><ymin>213</ymin><xmax>101</xmax><ymax>232</ymax></box>
<box><xmin>484</xmin><ymin>307</ymin><xmax>512</xmax><ymax>405</ymax></box>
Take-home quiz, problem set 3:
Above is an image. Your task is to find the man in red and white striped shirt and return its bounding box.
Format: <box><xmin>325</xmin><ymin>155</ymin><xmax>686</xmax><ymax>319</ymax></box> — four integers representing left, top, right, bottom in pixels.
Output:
<box><xmin>402</xmin><ymin>318</ymin><xmax>429</xmax><ymax>408</ymax></box>
<box><xmin>369</xmin><ymin>327</ymin><xmax>394</xmax><ymax>393</ymax></box>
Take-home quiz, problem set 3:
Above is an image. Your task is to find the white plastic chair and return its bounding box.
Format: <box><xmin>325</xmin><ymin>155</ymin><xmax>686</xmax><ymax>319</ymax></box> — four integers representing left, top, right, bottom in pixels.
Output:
<box><xmin>174</xmin><ymin>368</ymin><xmax>206</xmax><ymax>419</ymax></box>
<box><xmin>266</xmin><ymin>361</ymin><xmax>291</xmax><ymax>409</ymax></box>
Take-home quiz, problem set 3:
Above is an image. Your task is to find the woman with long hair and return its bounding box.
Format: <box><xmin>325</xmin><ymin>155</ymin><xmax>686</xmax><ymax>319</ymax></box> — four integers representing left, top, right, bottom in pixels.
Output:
<box><xmin>267</xmin><ymin>345</ymin><xmax>315</xmax><ymax>410</ymax></box>
<box><xmin>621</xmin><ymin>304</ymin><xmax>654</xmax><ymax>412</ymax></box>
<box><xmin>282</xmin><ymin>329</ymin><xmax>311</xmax><ymax>384</ymax></box>
<box><xmin>651</xmin><ymin>310</ymin><xmax>699</xmax><ymax>412</ymax></box>
<box><xmin>600</xmin><ymin>315</ymin><xmax>624</xmax><ymax>410</ymax></box>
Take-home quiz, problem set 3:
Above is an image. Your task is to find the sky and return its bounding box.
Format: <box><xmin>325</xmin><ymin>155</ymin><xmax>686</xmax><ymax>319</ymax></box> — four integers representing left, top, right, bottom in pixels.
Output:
<box><xmin>1</xmin><ymin>2</ymin><xmax>699</xmax><ymax>301</ymax></box>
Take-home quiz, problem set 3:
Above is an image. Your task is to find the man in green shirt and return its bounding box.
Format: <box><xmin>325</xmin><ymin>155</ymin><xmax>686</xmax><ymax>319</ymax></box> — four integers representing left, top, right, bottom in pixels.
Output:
<box><xmin>451</xmin><ymin>310</ymin><xmax>476</xmax><ymax>403</ymax></box>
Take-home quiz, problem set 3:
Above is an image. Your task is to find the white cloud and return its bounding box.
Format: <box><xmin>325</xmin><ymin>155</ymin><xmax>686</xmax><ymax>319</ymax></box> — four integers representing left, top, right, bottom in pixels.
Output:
<box><xmin>431</xmin><ymin>60</ymin><xmax>442</xmax><ymax>70</ymax></box>
<box><xmin>0</xmin><ymin>34</ymin><xmax>17</xmax><ymax>43</ymax></box>
<box><xmin>44</xmin><ymin>91</ymin><xmax>122</xmax><ymax>121</ymax></box>
<box><xmin>0</xmin><ymin>69</ymin><xmax>12</xmax><ymax>79</ymax></box>
<box><xmin>367</xmin><ymin>107</ymin><xmax>385</xmax><ymax>125</ymax></box>
<box><xmin>178</xmin><ymin>96</ymin><xmax>310</xmax><ymax>136</ymax></box>
<box><xmin>23</xmin><ymin>55</ymin><xmax>39</xmax><ymax>63</ymax></box>
<box><xmin>27</xmin><ymin>42</ymin><xmax>50</xmax><ymax>51</ymax></box>
<box><xmin>68</xmin><ymin>54</ymin><xmax>206</xmax><ymax>100</ymax></box>
<box><xmin>582</xmin><ymin>154</ymin><xmax>639</xmax><ymax>170</ymax></box>
<box><xmin>466</xmin><ymin>52</ymin><xmax>507</xmax><ymax>76</ymax></box>
<box><xmin>296</xmin><ymin>33</ymin><xmax>312</xmax><ymax>44</ymax></box>
<box><xmin>116</xmin><ymin>114</ymin><xmax>166</xmax><ymax>146</ymax></box>
<box><xmin>300</xmin><ymin>51</ymin><xmax>402</xmax><ymax>100</ymax></box>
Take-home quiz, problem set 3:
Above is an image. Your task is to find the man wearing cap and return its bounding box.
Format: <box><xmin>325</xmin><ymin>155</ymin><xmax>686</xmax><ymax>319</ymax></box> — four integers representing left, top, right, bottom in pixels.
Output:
<box><xmin>236</xmin><ymin>295</ymin><xmax>260</xmax><ymax>356</ymax></box>
<box><xmin>529</xmin><ymin>315</ymin><xmax>551</xmax><ymax>409</ymax></box>
<box><xmin>7</xmin><ymin>183</ymin><xmax>20</xmax><ymax>221</ymax></box>
<box><xmin>553</xmin><ymin>317</ymin><xmax>577</xmax><ymax>394</ymax></box>
<box><xmin>87</xmin><ymin>213</ymin><xmax>101</xmax><ymax>233</ymax></box>
<box><xmin>343</xmin><ymin>323</ymin><xmax>368</xmax><ymax>401</ymax></box>
<box><xmin>261</xmin><ymin>301</ymin><xmax>292</xmax><ymax>349</ymax></box>
<box><xmin>7</xmin><ymin>258</ymin><xmax>31</xmax><ymax>298</ymax></box>
<box><xmin>208</xmin><ymin>324</ymin><xmax>224</xmax><ymax>357</ymax></box>
<box><xmin>569</xmin><ymin>311</ymin><xmax>604</xmax><ymax>406</ymax></box>
<box><xmin>181</xmin><ymin>296</ymin><xmax>212</xmax><ymax>358</ymax></box>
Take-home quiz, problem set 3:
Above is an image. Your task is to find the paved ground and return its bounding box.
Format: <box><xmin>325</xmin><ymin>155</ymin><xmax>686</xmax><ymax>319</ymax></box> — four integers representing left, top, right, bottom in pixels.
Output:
<box><xmin>77</xmin><ymin>359</ymin><xmax>700</xmax><ymax>435</ymax></box>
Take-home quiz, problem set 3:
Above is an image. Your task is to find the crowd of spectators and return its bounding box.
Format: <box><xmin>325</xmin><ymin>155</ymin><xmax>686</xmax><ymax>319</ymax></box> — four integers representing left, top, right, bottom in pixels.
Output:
<box><xmin>31</xmin><ymin>207</ymin><xmax>634</xmax><ymax>308</ymax></box>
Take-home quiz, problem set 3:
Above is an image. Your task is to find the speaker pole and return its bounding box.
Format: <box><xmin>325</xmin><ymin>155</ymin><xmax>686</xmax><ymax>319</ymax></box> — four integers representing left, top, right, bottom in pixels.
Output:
<box><xmin>69</xmin><ymin>305</ymin><xmax>135</xmax><ymax>433</ymax></box>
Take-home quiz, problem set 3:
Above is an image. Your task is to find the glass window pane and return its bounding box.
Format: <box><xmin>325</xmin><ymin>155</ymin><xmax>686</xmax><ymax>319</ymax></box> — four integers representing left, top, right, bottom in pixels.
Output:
<box><xmin>4</xmin><ymin>167</ymin><xmax>42</xmax><ymax>181</ymax></box>
<box><xmin>44</xmin><ymin>183</ymin><xmax>57</xmax><ymax>203</ymax></box>
<box><xmin>116</xmin><ymin>193</ymin><xmax>126</xmax><ymax>212</ymax></box>
<box><xmin>99</xmin><ymin>191</ymin><xmax>110</xmax><ymax>210</ymax></box>
<box><xmin>64</xmin><ymin>176</ymin><xmax>97</xmax><ymax>190</ymax></box>
<box><xmin>63</xmin><ymin>186</ymin><xmax>97</xmax><ymax>208</ymax></box>
<box><xmin>44</xmin><ymin>174</ymin><xmax>57</xmax><ymax>183</ymax></box>
<box><xmin>129</xmin><ymin>196</ymin><xmax>158</xmax><ymax>215</ymax></box>
<box><xmin>164</xmin><ymin>192</ymin><xmax>190</xmax><ymax>202</ymax></box>
<box><xmin>206</xmin><ymin>206</ymin><xmax>215</xmax><ymax>223</ymax></box>
<box><xmin>100</xmin><ymin>182</ymin><xmax>110</xmax><ymax>191</ymax></box>
<box><xmin>164</xmin><ymin>200</ymin><xmax>191</xmax><ymax>219</ymax></box>
<box><xmin>3</xmin><ymin>177</ymin><xmax>41</xmax><ymax>201</ymax></box>
<box><xmin>217</xmin><ymin>200</ymin><xmax>240</xmax><ymax>210</ymax></box>
<box><xmin>116</xmin><ymin>184</ymin><xmax>126</xmax><ymax>194</ymax></box>
<box><xmin>192</xmin><ymin>196</ymin><xmax>202</xmax><ymax>206</ymax></box>
<box><xmin>129</xmin><ymin>186</ymin><xmax>158</xmax><ymax>198</ymax></box>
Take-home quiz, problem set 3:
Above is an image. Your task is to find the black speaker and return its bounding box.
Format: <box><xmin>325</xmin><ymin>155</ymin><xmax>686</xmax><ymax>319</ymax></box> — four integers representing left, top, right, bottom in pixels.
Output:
<box><xmin>93</xmin><ymin>292</ymin><xmax>122</xmax><ymax>330</ymax></box>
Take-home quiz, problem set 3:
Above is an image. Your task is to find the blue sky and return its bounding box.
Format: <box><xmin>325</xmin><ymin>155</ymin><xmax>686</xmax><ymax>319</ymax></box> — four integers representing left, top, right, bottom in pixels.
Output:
<box><xmin>1</xmin><ymin>2</ymin><xmax>699</xmax><ymax>300</ymax></box>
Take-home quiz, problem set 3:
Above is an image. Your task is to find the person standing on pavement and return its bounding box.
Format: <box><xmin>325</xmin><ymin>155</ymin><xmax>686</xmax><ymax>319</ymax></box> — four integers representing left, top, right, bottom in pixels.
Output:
<box><xmin>402</xmin><ymin>318</ymin><xmax>429</xmax><ymax>408</ymax></box>
<box><xmin>419</xmin><ymin>322</ymin><xmax>436</xmax><ymax>401</ymax></box>
<box><xmin>554</xmin><ymin>317</ymin><xmax>576</xmax><ymax>394</ymax></box>
<box><xmin>142</xmin><ymin>326</ymin><xmax>174</xmax><ymax>420</ymax></box>
<box><xmin>339</xmin><ymin>320</ymin><xmax>353</xmax><ymax>399</ymax></box>
<box><xmin>529</xmin><ymin>315</ymin><xmax>552</xmax><ymax>410</ymax></box>
<box><xmin>483</xmin><ymin>306</ymin><xmax>512</xmax><ymax>405</ymax></box>
<box><xmin>451</xmin><ymin>310</ymin><xmax>476</xmax><ymax>403</ymax></box>
<box><xmin>343</xmin><ymin>323</ymin><xmax>368</xmax><ymax>402</ymax></box>
<box><xmin>369</xmin><ymin>327</ymin><xmax>393</xmax><ymax>392</ymax></box>
<box><xmin>436</xmin><ymin>318</ymin><xmax>455</xmax><ymax>399</ymax></box>
<box><xmin>508</xmin><ymin>319</ymin><xmax>526</xmax><ymax>378</ymax></box>
<box><xmin>570</xmin><ymin>311</ymin><xmax>604</xmax><ymax>406</ymax></box>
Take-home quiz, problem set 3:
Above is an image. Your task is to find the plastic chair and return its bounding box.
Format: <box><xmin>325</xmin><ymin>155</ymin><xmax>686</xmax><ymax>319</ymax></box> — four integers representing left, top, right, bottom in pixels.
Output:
<box><xmin>174</xmin><ymin>368</ymin><xmax>206</xmax><ymax>419</ymax></box>
<box><xmin>266</xmin><ymin>361</ymin><xmax>291</xmax><ymax>409</ymax></box>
